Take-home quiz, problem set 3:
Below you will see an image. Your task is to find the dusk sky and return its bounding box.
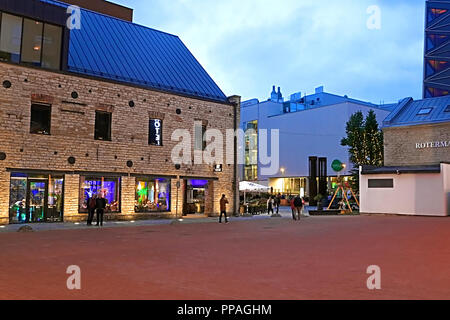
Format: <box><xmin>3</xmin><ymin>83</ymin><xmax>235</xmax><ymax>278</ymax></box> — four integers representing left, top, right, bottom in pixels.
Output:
<box><xmin>115</xmin><ymin>0</ymin><xmax>425</xmax><ymax>104</ymax></box>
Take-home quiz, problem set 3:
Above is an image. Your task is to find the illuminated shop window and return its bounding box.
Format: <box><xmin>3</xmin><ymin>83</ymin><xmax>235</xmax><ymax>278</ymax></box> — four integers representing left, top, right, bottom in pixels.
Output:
<box><xmin>135</xmin><ymin>178</ymin><xmax>171</xmax><ymax>213</ymax></box>
<box><xmin>9</xmin><ymin>173</ymin><xmax>63</xmax><ymax>224</ymax></box>
<box><xmin>79</xmin><ymin>176</ymin><xmax>120</xmax><ymax>213</ymax></box>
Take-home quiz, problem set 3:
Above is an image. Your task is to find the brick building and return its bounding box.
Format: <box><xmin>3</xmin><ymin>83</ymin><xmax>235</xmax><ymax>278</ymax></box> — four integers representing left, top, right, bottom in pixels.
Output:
<box><xmin>360</xmin><ymin>96</ymin><xmax>450</xmax><ymax>216</ymax></box>
<box><xmin>0</xmin><ymin>0</ymin><xmax>240</xmax><ymax>225</ymax></box>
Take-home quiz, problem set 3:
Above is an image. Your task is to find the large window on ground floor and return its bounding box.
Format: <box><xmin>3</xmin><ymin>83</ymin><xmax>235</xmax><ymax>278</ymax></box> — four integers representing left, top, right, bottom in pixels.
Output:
<box><xmin>9</xmin><ymin>173</ymin><xmax>63</xmax><ymax>223</ymax></box>
<box><xmin>135</xmin><ymin>178</ymin><xmax>170</xmax><ymax>213</ymax></box>
<box><xmin>80</xmin><ymin>176</ymin><xmax>120</xmax><ymax>213</ymax></box>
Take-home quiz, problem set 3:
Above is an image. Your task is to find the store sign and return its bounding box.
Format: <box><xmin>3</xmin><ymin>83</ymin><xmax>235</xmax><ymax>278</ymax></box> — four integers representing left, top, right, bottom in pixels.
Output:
<box><xmin>214</xmin><ymin>164</ymin><xmax>223</xmax><ymax>172</ymax></box>
<box><xmin>416</xmin><ymin>141</ymin><xmax>450</xmax><ymax>149</ymax></box>
<box><xmin>149</xmin><ymin>119</ymin><xmax>163</xmax><ymax>146</ymax></box>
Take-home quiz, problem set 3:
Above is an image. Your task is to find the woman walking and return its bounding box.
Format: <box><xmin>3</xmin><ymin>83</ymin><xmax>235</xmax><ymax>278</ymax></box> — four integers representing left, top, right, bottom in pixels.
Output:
<box><xmin>290</xmin><ymin>197</ymin><xmax>297</xmax><ymax>220</ymax></box>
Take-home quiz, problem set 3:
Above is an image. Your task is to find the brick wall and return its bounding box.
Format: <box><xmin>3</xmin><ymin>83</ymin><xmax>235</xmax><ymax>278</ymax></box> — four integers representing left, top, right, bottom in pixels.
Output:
<box><xmin>0</xmin><ymin>62</ymin><xmax>239</xmax><ymax>224</ymax></box>
<box><xmin>384</xmin><ymin>123</ymin><xmax>450</xmax><ymax>166</ymax></box>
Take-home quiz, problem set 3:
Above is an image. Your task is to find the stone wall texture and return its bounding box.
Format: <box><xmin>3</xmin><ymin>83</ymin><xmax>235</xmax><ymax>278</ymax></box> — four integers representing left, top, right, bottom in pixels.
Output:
<box><xmin>384</xmin><ymin>123</ymin><xmax>450</xmax><ymax>166</ymax></box>
<box><xmin>0</xmin><ymin>62</ymin><xmax>239</xmax><ymax>224</ymax></box>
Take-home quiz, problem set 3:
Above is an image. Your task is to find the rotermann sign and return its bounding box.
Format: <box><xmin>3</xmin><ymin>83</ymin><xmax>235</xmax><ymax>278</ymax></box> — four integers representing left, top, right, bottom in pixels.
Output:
<box><xmin>416</xmin><ymin>141</ymin><xmax>450</xmax><ymax>149</ymax></box>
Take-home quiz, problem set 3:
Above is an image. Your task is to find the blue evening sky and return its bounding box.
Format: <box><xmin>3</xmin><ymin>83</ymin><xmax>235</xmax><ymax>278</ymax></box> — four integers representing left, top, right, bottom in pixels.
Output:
<box><xmin>113</xmin><ymin>0</ymin><xmax>425</xmax><ymax>104</ymax></box>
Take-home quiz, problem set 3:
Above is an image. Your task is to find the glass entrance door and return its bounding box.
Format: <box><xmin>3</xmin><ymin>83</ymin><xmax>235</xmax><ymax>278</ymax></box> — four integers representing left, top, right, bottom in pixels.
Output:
<box><xmin>184</xmin><ymin>180</ymin><xmax>208</xmax><ymax>215</ymax></box>
<box><xmin>26</xmin><ymin>180</ymin><xmax>48</xmax><ymax>223</ymax></box>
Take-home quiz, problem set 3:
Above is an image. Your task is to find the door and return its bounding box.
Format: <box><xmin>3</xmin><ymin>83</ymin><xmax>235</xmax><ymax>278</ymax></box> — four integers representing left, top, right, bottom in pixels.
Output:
<box><xmin>26</xmin><ymin>180</ymin><xmax>48</xmax><ymax>223</ymax></box>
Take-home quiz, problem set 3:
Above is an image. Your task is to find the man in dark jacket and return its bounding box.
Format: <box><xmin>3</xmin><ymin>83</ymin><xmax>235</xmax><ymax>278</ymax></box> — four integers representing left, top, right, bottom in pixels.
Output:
<box><xmin>294</xmin><ymin>196</ymin><xmax>303</xmax><ymax>221</ymax></box>
<box><xmin>219</xmin><ymin>194</ymin><xmax>229</xmax><ymax>224</ymax></box>
<box><xmin>96</xmin><ymin>194</ymin><xmax>107</xmax><ymax>227</ymax></box>
<box><xmin>87</xmin><ymin>194</ymin><xmax>97</xmax><ymax>226</ymax></box>
<box><xmin>275</xmin><ymin>193</ymin><xmax>282</xmax><ymax>214</ymax></box>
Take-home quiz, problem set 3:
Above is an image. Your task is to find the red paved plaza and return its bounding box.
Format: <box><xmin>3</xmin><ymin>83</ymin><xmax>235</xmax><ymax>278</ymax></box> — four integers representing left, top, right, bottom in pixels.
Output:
<box><xmin>0</xmin><ymin>215</ymin><xmax>449</xmax><ymax>300</ymax></box>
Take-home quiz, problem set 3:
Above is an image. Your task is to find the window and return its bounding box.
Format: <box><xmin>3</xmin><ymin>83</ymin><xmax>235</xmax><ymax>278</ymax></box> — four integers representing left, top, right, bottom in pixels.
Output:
<box><xmin>149</xmin><ymin>119</ymin><xmax>163</xmax><ymax>146</ymax></box>
<box><xmin>194</xmin><ymin>123</ymin><xmax>207</xmax><ymax>151</ymax></box>
<box><xmin>9</xmin><ymin>172</ymin><xmax>64</xmax><ymax>223</ymax></box>
<box><xmin>95</xmin><ymin>111</ymin><xmax>112</xmax><ymax>141</ymax></box>
<box><xmin>30</xmin><ymin>104</ymin><xmax>51</xmax><ymax>135</ymax></box>
<box><xmin>417</xmin><ymin>107</ymin><xmax>433</xmax><ymax>115</ymax></box>
<box><xmin>21</xmin><ymin>19</ymin><xmax>43</xmax><ymax>66</ymax></box>
<box><xmin>135</xmin><ymin>178</ymin><xmax>171</xmax><ymax>213</ymax></box>
<box><xmin>244</xmin><ymin>120</ymin><xmax>258</xmax><ymax>181</ymax></box>
<box><xmin>0</xmin><ymin>13</ymin><xmax>23</xmax><ymax>63</ymax></box>
<box><xmin>79</xmin><ymin>176</ymin><xmax>120</xmax><ymax>213</ymax></box>
<box><xmin>0</xmin><ymin>12</ymin><xmax>62</xmax><ymax>70</ymax></box>
<box><xmin>42</xmin><ymin>23</ymin><xmax>62</xmax><ymax>70</ymax></box>
<box><xmin>368</xmin><ymin>179</ymin><xmax>394</xmax><ymax>189</ymax></box>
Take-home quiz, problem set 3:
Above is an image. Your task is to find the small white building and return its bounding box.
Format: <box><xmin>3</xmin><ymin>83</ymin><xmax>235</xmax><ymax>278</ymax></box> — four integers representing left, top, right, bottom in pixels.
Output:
<box><xmin>360</xmin><ymin>96</ymin><xmax>450</xmax><ymax>216</ymax></box>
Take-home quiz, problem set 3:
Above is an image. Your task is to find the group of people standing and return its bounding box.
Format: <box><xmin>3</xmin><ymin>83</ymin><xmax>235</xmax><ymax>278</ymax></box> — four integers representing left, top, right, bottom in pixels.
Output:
<box><xmin>86</xmin><ymin>194</ymin><xmax>107</xmax><ymax>226</ymax></box>
<box><xmin>266</xmin><ymin>194</ymin><xmax>282</xmax><ymax>215</ymax></box>
<box><xmin>266</xmin><ymin>194</ymin><xmax>305</xmax><ymax>220</ymax></box>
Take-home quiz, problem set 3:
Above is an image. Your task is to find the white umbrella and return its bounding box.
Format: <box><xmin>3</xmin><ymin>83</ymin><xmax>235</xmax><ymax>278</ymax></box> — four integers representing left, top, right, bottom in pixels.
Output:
<box><xmin>239</xmin><ymin>181</ymin><xmax>270</xmax><ymax>214</ymax></box>
<box><xmin>239</xmin><ymin>181</ymin><xmax>270</xmax><ymax>192</ymax></box>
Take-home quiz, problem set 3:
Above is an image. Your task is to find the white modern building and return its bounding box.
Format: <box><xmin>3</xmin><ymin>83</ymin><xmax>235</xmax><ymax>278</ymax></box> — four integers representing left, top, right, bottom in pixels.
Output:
<box><xmin>240</xmin><ymin>86</ymin><xmax>394</xmax><ymax>203</ymax></box>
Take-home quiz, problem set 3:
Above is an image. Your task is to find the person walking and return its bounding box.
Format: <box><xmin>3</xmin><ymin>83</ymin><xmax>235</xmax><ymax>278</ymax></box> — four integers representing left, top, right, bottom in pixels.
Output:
<box><xmin>294</xmin><ymin>195</ymin><xmax>303</xmax><ymax>221</ymax></box>
<box><xmin>95</xmin><ymin>193</ymin><xmax>107</xmax><ymax>227</ymax></box>
<box><xmin>219</xmin><ymin>194</ymin><xmax>229</xmax><ymax>224</ymax></box>
<box><xmin>290</xmin><ymin>197</ymin><xmax>297</xmax><ymax>220</ymax></box>
<box><xmin>87</xmin><ymin>194</ymin><xmax>97</xmax><ymax>226</ymax></box>
<box><xmin>267</xmin><ymin>196</ymin><xmax>274</xmax><ymax>215</ymax></box>
<box><xmin>275</xmin><ymin>193</ymin><xmax>282</xmax><ymax>214</ymax></box>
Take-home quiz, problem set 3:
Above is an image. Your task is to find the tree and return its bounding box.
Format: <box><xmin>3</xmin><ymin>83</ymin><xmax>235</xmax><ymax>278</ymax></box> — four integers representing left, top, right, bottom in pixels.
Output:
<box><xmin>341</xmin><ymin>110</ymin><xmax>384</xmax><ymax>192</ymax></box>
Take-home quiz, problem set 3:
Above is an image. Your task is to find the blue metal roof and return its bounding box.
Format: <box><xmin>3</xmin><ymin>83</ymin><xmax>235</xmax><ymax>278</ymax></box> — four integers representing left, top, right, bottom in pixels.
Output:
<box><xmin>42</xmin><ymin>0</ymin><xmax>228</xmax><ymax>102</ymax></box>
<box><xmin>384</xmin><ymin>96</ymin><xmax>450</xmax><ymax>127</ymax></box>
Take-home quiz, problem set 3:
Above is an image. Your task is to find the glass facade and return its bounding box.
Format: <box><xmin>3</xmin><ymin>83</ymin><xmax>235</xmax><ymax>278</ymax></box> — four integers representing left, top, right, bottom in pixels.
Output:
<box><xmin>424</xmin><ymin>4</ymin><xmax>450</xmax><ymax>98</ymax></box>
<box><xmin>21</xmin><ymin>19</ymin><xmax>43</xmax><ymax>66</ymax></box>
<box><xmin>244</xmin><ymin>120</ymin><xmax>258</xmax><ymax>181</ymax></box>
<box><xmin>9</xmin><ymin>173</ymin><xmax>64</xmax><ymax>224</ymax></box>
<box><xmin>135</xmin><ymin>178</ymin><xmax>171</xmax><ymax>213</ymax></box>
<box><xmin>0</xmin><ymin>11</ymin><xmax>62</xmax><ymax>70</ymax></box>
<box><xmin>0</xmin><ymin>13</ymin><xmax>22</xmax><ymax>63</ymax></box>
<box><xmin>79</xmin><ymin>176</ymin><xmax>120</xmax><ymax>213</ymax></box>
